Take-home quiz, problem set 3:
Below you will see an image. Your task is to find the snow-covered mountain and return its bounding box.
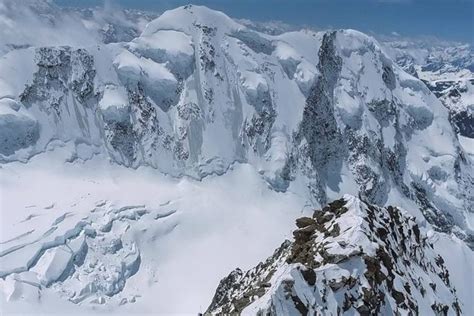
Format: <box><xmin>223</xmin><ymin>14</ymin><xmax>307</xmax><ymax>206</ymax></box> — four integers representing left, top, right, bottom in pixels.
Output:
<box><xmin>380</xmin><ymin>37</ymin><xmax>473</xmax><ymax>80</ymax></box>
<box><xmin>207</xmin><ymin>195</ymin><xmax>472</xmax><ymax>315</ymax></box>
<box><xmin>1</xmin><ymin>4</ymin><xmax>472</xmax><ymax>236</ymax></box>
<box><xmin>381</xmin><ymin>37</ymin><xmax>474</xmax><ymax>154</ymax></box>
<box><xmin>0</xmin><ymin>1</ymin><xmax>473</xmax><ymax>314</ymax></box>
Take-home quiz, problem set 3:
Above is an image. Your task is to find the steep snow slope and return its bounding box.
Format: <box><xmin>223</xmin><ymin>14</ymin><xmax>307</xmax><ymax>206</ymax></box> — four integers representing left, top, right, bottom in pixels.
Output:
<box><xmin>207</xmin><ymin>195</ymin><xmax>473</xmax><ymax>315</ymax></box>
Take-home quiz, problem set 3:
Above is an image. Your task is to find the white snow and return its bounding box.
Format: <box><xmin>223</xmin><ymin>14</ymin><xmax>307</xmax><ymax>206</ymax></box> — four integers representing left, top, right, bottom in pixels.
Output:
<box><xmin>432</xmin><ymin>233</ymin><xmax>474</xmax><ymax>315</ymax></box>
<box><xmin>0</xmin><ymin>48</ymin><xmax>36</xmax><ymax>99</ymax></box>
<box><xmin>113</xmin><ymin>50</ymin><xmax>176</xmax><ymax>84</ymax></box>
<box><xmin>0</xmin><ymin>149</ymin><xmax>307</xmax><ymax>314</ymax></box>
<box><xmin>459</xmin><ymin>135</ymin><xmax>474</xmax><ymax>157</ymax></box>
<box><xmin>30</xmin><ymin>246</ymin><xmax>74</xmax><ymax>286</ymax></box>
<box><xmin>99</xmin><ymin>85</ymin><xmax>130</xmax><ymax>122</ymax></box>
<box><xmin>132</xmin><ymin>30</ymin><xmax>194</xmax><ymax>57</ymax></box>
<box><xmin>240</xmin><ymin>70</ymin><xmax>268</xmax><ymax>96</ymax></box>
<box><xmin>142</xmin><ymin>5</ymin><xmax>241</xmax><ymax>37</ymax></box>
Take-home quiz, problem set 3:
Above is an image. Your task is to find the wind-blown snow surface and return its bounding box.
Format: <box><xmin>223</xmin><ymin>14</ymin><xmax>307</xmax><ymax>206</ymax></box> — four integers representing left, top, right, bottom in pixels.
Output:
<box><xmin>0</xmin><ymin>1</ymin><xmax>473</xmax><ymax>314</ymax></box>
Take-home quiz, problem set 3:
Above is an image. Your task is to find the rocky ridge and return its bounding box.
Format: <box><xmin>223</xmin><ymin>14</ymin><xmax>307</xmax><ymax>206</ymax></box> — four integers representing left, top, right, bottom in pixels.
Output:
<box><xmin>207</xmin><ymin>195</ymin><xmax>463</xmax><ymax>315</ymax></box>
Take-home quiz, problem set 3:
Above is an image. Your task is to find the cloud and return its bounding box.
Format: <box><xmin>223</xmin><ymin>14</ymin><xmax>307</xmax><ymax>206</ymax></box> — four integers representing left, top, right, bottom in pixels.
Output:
<box><xmin>0</xmin><ymin>0</ymin><xmax>99</xmax><ymax>54</ymax></box>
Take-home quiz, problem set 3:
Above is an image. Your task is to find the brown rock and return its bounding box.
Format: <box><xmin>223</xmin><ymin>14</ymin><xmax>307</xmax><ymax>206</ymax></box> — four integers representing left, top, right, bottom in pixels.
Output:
<box><xmin>296</xmin><ymin>217</ymin><xmax>316</xmax><ymax>228</ymax></box>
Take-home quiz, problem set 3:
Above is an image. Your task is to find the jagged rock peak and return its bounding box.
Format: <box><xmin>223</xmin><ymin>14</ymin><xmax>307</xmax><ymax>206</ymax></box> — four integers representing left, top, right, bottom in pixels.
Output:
<box><xmin>206</xmin><ymin>195</ymin><xmax>462</xmax><ymax>315</ymax></box>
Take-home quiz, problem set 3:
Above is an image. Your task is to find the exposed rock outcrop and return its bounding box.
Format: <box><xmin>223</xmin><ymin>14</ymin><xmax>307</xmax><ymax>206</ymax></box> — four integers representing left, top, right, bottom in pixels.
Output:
<box><xmin>206</xmin><ymin>196</ymin><xmax>463</xmax><ymax>315</ymax></box>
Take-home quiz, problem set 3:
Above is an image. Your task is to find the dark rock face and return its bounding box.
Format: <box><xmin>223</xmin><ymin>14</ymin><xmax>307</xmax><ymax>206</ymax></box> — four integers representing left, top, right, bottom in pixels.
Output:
<box><xmin>107</xmin><ymin>120</ymin><xmax>136</xmax><ymax>164</ymax></box>
<box><xmin>205</xmin><ymin>240</ymin><xmax>292</xmax><ymax>315</ymax></box>
<box><xmin>0</xmin><ymin>112</ymin><xmax>39</xmax><ymax>156</ymax></box>
<box><xmin>195</xmin><ymin>22</ymin><xmax>217</xmax><ymax>73</ymax></box>
<box><xmin>346</xmin><ymin>132</ymin><xmax>391</xmax><ymax>205</ymax></box>
<box><xmin>206</xmin><ymin>196</ymin><xmax>462</xmax><ymax>315</ymax></box>
<box><xmin>294</xmin><ymin>31</ymin><xmax>344</xmax><ymax>205</ymax></box>
<box><xmin>382</xmin><ymin>64</ymin><xmax>396</xmax><ymax>90</ymax></box>
<box><xmin>366</xmin><ymin>99</ymin><xmax>396</xmax><ymax>127</ymax></box>
<box><xmin>422</xmin><ymin>79</ymin><xmax>474</xmax><ymax>138</ymax></box>
<box><xmin>244</xmin><ymin>99</ymin><xmax>276</xmax><ymax>154</ymax></box>
<box><xmin>451</xmin><ymin>110</ymin><xmax>474</xmax><ymax>138</ymax></box>
<box><xmin>281</xmin><ymin>31</ymin><xmax>471</xmax><ymax>246</ymax></box>
<box><xmin>100</xmin><ymin>82</ymin><xmax>191</xmax><ymax>167</ymax></box>
<box><xmin>291</xmin><ymin>31</ymin><xmax>406</xmax><ymax>209</ymax></box>
<box><xmin>9</xmin><ymin>46</ymin><xmax>97</xmax><ymax>157</ymax></box>
<box><xmin>21</xmin><ymin>47</ymin><xmax>97</xmax><ymax>113</ymax></box>
<box><xmin>230</xmin><ymin>30</ymin><xmax>275</xmax><ymax>55</ymax></box>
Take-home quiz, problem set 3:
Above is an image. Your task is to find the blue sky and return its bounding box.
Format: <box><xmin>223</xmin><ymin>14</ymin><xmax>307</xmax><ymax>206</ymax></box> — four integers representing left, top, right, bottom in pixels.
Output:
<box><xmin>56</xmin><ymin>0</ymin><xmax>473</xmax><ymax>43</ymax></box>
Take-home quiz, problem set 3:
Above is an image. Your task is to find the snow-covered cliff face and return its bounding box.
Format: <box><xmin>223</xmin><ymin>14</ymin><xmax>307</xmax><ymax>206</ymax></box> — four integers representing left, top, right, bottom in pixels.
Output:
<box><xmin>0</xmin><ymin>4</ymin><xmax>472</xmax><ymax>243</ymax></box>
<box><xmin>382</xmin><ymin>37</ymin><xmax>473</xmax><ymax>159</ymax></box>
<box><xmin>206</xmin><ymin>195</ymin><xmax>472</xmax><ymax>315</ymax></box>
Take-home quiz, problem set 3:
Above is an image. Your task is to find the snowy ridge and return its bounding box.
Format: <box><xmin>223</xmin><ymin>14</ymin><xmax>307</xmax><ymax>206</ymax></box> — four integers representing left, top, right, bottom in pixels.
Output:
<box><xmin>207</xmin><ymin>195</ymin><xmax>471</xmax><ymax>315</ymax></box>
